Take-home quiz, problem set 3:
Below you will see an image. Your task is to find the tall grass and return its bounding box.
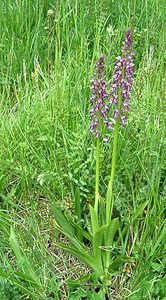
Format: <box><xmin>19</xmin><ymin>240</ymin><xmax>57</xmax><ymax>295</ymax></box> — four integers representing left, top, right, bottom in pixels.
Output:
<box><xmin>0</xmin><ymin>0</ymin><xmax>165</xmax><ymax>299</ymax></box>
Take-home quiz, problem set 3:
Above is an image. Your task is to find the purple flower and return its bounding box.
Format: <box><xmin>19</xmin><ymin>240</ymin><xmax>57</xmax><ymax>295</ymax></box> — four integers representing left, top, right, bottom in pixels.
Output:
<box><xmin>90</xmin><ymin>56</ymin><xmax>111</xmax><ymax>142</ymax></box>
<box><xmin>113</xmin><ymin>109</ymin><xmax>118</xmax><ymax>119</ymax></box>
<box><xmin>89</xmin><ymin>30</ymin><xmax>135</xmax><ymax>142</ymax></box>
<box><xmin>110</xmin><ymin>30</ymin><xmax>135</xmax><ymax>126</ymax></box>
<box><xmin>103</xmin><ymin>137</ymin><xmax>109</xmax><ymax>143</ymax></box>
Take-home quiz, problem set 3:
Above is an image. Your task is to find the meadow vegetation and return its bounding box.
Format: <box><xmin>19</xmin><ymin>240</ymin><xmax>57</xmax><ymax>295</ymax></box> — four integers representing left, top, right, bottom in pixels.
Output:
<box><xmin>0</xmin><ymin>0</ymin><xmax>166</xmax><ymax>299</ymax></box>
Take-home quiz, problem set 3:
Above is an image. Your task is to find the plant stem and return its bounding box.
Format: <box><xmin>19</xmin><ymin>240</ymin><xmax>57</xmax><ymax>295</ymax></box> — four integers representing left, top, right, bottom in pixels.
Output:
<box><xmin>94</xmin><ymin>137</ymin><xmax>100</xmax><ymax>213</ymax></box>
<box><xmin>131</xmin><ymin>0</ymin><xmax>137</xmax><ymax>36</ymax></box>
<box><xmin>106</xmin><ymin>91</ymin><xmax>122</xmax><ymax>224</ymax></box>
<box><xmin>74</xmin><ymin>188</ymin><xmax>83</xmax><ymax>242</ymax></box>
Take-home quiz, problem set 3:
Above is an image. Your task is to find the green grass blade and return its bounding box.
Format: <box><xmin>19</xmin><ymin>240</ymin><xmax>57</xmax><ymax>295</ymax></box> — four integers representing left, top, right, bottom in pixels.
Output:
<box><xmin>9</xmin><ymin>226</ymin><xmax>25</xmax><ymax>265</ymax></box>
<box><xmin>149</xmin><ymin>222</ymin><xmax>166</xmax><ymax>257</ymax></box>
<box><xmin>9</xmin><ymin>226</ymin><xmax>40</xmax><ymax>286</ymax></box>
<box><xmin>131</xmin><ymin>200</ymin><xmax>149</xmax><ymax>222</ymax></box>
<box><xmin>74</xmin><ymin>188</ymin><xmax>82</xmax><ymax>241</ymax></box>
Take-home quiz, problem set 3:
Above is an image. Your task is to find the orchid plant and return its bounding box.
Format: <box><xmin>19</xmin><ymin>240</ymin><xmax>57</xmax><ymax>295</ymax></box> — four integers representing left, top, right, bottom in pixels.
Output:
<box><xmin>52</xmin><ymin>30</ymin><xmax>148</xmax><ymax>295</ymax></box>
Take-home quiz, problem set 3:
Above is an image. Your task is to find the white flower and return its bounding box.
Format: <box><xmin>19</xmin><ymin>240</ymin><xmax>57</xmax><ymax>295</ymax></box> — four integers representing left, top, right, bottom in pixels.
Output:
<box><xmin>106</xmin><ymin>25</ymin><xmax>115</xmax><ymax>37</ymax></box>
<box><xmin>47</xmin><ymin>9</ymin><xmax>54</xmax><ymax>17</ymax></box>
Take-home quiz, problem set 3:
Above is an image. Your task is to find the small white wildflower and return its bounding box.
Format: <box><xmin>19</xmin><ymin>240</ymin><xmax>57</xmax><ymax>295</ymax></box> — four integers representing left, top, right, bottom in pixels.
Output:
<box><xmin>47</xmin><ymin>9</ymin><xmax>54</xmax><ymax>17</ymax></box>
<box><xmin>106</xmin><ymin>25</ymin><xmax>115</xmax><ymax>37</ymax></box>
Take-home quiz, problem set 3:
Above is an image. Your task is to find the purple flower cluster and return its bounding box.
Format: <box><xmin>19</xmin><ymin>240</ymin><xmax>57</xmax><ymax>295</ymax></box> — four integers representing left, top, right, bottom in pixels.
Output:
<box><xmin>111</xmin><ymin>30</ymin><xmax>135</xmax><ymax>125</ymax></box>
<box><xmin>90</xmin><ymin>56</ymin><xmax>111</xmax><ymax>142</ymax></box>
<box><xmin>89</xmin><ymin>30</ymin><xmax>135</xmax><ymax>140</ymax></box>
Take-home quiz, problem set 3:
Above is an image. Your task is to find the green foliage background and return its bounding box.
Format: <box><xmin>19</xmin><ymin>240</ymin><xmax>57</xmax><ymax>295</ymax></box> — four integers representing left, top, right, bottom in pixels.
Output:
<box><xmin>0</xmin><ymin>0</ymin><xmax>165</xmax><ymax>299</ymax></box>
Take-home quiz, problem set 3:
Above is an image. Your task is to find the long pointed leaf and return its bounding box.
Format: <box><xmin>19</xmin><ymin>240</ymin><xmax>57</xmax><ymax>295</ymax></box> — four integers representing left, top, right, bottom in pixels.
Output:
<box><xmin>104</xmin><ymin>218</ymin><xmax>119</xmax><ymax>270</ymax></box>
<box><xmin>105</xmin><ymin>218</ymin><xmax>119</xmax><ymax>247</ymax></box>
<box><xmin>149</xmin><ymin>222</ymin><xmax>166</xmax><ymax>257</ymax></box>
<box><xmin>9</xmin><ymin>227</ymin><xmax>40</xmax><ymax>285</ymax></box>
<box><xmin>0</xmin><ymin>270</ymin><xmax>43</xmax><ymax>298</ymax></box>
<box><xmin>117</xmin><ymin>200</ymin><xmax>149</xmax><ymax>245</ymax></box>
<box><xmin>109</xmin><ymin>255</ymin><xmax>134</xmax><ymax>272</ymax></box>
<box><xmin>68</xmin><ymin>217</ymin><xmax>92</xmax><ymax>242</ymax></box>
<box><xmin>74</xmin><ymin>188</ymin><xmax>82</xmax><ymax>242</ymax></box>
<box><xmin>9</xmin><ymin>226</ymin><xmax>24</xmax><ymax>265</ymax></box>
<box><xmin>89</xmin><ymin>204</ymin><xmax>99</xmax><ymax>236</ymax></box>
<box><xmin>67</xmin><ymin>272</ymin><xmax>99</xmax><ymax>288</ymax></box>
<box><xmin>51</xmin><ymin>207</ymin><xmax>74</xmax><ymax>236</ymax></box>
<box><xmin>54</xmin><ymin>242</ymin><xmax>103</xmax><ymax>274</ymax></box>
<box><xmin>55</xmin><ymin>222</ymin><xmax>86</xmax><ymax>252</ymax></box>
<box><xmin>93</xmin><ymin>225</ymin><xmax>107</xmax><ymax>267</ymax></box>
<box><xmin>131</xmin><ymin>200</ymin><xmax>149</xmax><ymax>222</ymax></box>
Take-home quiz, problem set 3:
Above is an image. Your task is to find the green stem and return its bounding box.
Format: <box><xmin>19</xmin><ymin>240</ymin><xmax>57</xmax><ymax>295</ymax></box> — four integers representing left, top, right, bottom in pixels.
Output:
<box><xmin>94</xmin><ymin>138</ymin><xmax>100</xmax><ymax>213</ymax></box>
<box><xmin>131</xmin><ymin>0</ymin><xmax>137</xmax><ymax>36</ymax></box>
<box><xmin>106</xmin><ymin>91</ymin><xmax>122</xmax><ymax>224</ymax></box>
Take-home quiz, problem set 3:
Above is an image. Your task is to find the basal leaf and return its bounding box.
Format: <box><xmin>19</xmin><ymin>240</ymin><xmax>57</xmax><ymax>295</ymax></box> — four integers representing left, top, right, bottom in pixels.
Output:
<box><xmin>51</xmin><ymin>207</ymin><xmax>74</xmax><ymax>236</ymax></box>
<box><xmin>68</xmin><ymin>217</ymin><xmax>93</xmax><ymax>242</ymax></box>
<box><xmin>105</xmin><ymin>218</ymin><xmax>119</xmax><ymax>247</ymax></box>
<box><xmin>93</xmin><ymin>225</ymin><xmax>107</xmax><ymax>266</ymax></box>
<box><xmin>55</xmin><ymin>223</ymin><xmax>86</xmax><ymax>252</ymax></box>
<box><xmin>109</xmin><ymin>255</ymin><xmax>134</xmax><ymax>272</ymax></box>
<box><xmin>54</xmin><ymin>242</ymin><xmax>103</xmax><ymax>274</ymax></box>
<box><xmin>104</xmin><ymin>218</ymin><xmax>119</xmax><ymax>270</ymax></box>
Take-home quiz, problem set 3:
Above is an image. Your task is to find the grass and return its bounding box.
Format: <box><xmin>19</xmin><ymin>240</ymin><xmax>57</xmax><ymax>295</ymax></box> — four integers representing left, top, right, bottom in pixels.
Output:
<box><xmin>0</xmin><ymin>0</ymin><xmax>166</xmax><ymax>299</ymax></box>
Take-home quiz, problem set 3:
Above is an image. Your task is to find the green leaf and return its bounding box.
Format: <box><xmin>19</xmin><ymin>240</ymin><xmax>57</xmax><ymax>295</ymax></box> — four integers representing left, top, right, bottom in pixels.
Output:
<box><xmin>67</xmin><ymin>272</ymin><xmax>99</xmax><ymax>289</ymax></box>
<box><xmin>74</xmin><ymin>188</ymin><xmax>82</xmax><ymax>242</ymax></box>
<box><xmin>54</xmin><ymin>242</ymin><xmax>103</xmax><ymax>274</ymax></box>
<box><xmin>52</xmin><ymin>208</ymin><xmax>88</xmax><ymax>253</ymax></box>
<box><xmin>117</xmin><ymin>201</ymin><xmax>149</xmax><ymax>245</ymax></box>
<box><xmin>99</xmin><ymin>197</ymin><xmax>106</xmax><ymax>226</ymax></box>
<box><xmin>106</xmin><ymin>183</ymin><xmax>114</xmax><ymax>223</ymax></box>
<box><xmin>0</xmin><ymin>211</ymin><xmax>11</xmax><ymax>234</ymax></box>
<box><xmin>0</xmin><ymin>269</ymin><xmax>13</xmax><ymax>279</ymax></box>
<box><xmin>14</xmin><ymin>271</ymin><xmax>42</xmax><ymax>287</ymax></box>
<box><xmin>0</xmin><ymin>269</ymin><xmax>44</xmax><ymax>299</ymax></box>
<box><xmin>51</xmin><ymin>207</ymin><xmax>74</xmax><ymax>236</ymax></box>
<box><xmin>68</xmin><ymin>217</ymin><xmax>93</xmax><ymax>242</ymax></box>
<box><xmin>9</xmin><ymin>226</ymin><xmax>25</xmax><ymax>265</ymax></box>
<box><xmin>9</xmin><ymin>226</ymin><xmax>40</xmax><ymax>286</ymax></box>
<box><xmin>93</xmin><ymin>225</ymin><xmax>107</xmax><ymax>266</ymax></box>
<box><xmin>68</xmin><ymin>273</ymin><xmax>92</xmax><ymax>288</ymax></box>
<box><xmin>104</xmin><ymin>218</ymin><xmax>119</xmax><ymax>270</ymax></box>
<box><xmin>151</xmin><ymin>262</ymin><xmax>164</xmax><ymax>272</ymax></box>
<box><xmin>89</xmin><ymin>204</ymin><xmax>99</xmax><ymax>236</ymax></box>
<box><xmin>131</xmin><ymin>200</ymin><xmax>149</xmax><ymax>222</ymax></box>
<box><xmin>117</xmin><ymin>222</ymin><xmax>129</xmax><ymax>244</ymax></box>
<box><xmin>149</xmin><ymin>222</ymin><xmax>166</xmax><ymax>257</ymax></box>
<box><xmin>109</xmin><ymin>255</ymin><xmax>134</xmax><ymax>272</ymax></box>
<box><xmin>105</xmin><ymin>218</ymin><xmax>119</xmax><ymax>247</ymax></box>
<box><xmin>55</xmin><ymin>222</ymin><xmax>86</xmax><ymax>252</ymax></box>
